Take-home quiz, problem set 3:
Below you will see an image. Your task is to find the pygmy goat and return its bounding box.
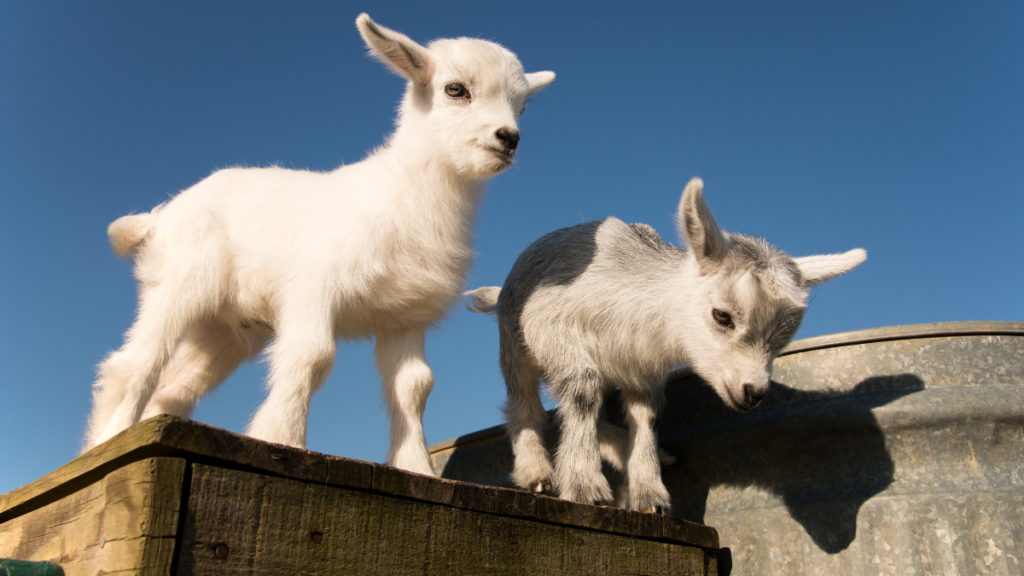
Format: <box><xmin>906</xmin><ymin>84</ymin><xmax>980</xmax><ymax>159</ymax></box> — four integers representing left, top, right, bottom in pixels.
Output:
<box><xmin>466</xmin><ymin>178</ymin><xmax>865</xmax><ymax>511</ymax></box>
<box><xmin>84</xmin><ymin>14</ymin><xmax>555</xmax><ymax>477</ymax></box>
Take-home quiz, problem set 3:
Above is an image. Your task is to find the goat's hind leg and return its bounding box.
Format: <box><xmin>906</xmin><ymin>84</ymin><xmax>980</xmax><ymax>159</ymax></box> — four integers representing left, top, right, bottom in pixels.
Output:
<box><xmin>502</xmin><ymin>354</ymin><xmax>552</xmax><ymax>494</ymax></box>
<box><xmin>85</xmin><ymin>217</ymin><xmax>227</xmax><ymax>452</ymax></box>
<box><xmin>85</xmin><ymin>282</ymin><xmax>212</xmax><ymax>451</ymax></box>
<box><xmin>141</xmin><ymin>318</ymin><xmax>265</xmax><ymax>420</ymax></box>
<box><xmin>596</xmin><ymin>418</ymin><xmax>629</xmax><ymax>471</ymax></box>
<box><xmin>596</xmin><ymin>399</ymin><xmax>675</xmax><ymax>471</ymax></box>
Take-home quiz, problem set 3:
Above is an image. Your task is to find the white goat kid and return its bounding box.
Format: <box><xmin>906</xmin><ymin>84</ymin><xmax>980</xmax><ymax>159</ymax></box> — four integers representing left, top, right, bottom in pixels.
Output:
<box><xmin>467</xmin><ymin>178</ymin><xmax>865</xmax><ymax>511</ymax></box>
<box><xmin>85</xmin><ymin>14</ymin><xmax>555</xmax><ymax>477</ymax></box>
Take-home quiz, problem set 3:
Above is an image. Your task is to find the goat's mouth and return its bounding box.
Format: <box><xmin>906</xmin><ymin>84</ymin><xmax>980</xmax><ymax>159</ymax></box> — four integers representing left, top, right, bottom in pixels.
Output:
<box><xmin>724</xmin><ymin>386</ymin><xmax>754</xmax><ymax>413</ymax></box>
<box><xmin>483</xmin><ymin>146</ymin><xmax>515</xmax><ymax>164</ymax></box>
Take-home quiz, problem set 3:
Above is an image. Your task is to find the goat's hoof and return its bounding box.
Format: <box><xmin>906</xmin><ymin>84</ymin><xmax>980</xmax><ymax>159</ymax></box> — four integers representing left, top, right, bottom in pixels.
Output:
<box><xmin>593</xmin><ymin>500</ymin><xmax>611</xmax><ymax>507</ymax></box>
<box><xmin>642</xmin><ymin>506</ymin><xmax>666</xmax><ymax>515</ymax></box>
<box><xmin>531</xmin><ymin>481</ymin><xmax>552</xmax><ymax>494</ymax></box>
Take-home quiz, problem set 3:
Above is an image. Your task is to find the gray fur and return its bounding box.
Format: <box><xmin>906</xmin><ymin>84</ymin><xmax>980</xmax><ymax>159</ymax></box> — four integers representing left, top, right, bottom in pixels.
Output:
<box><xmin>466</xmin><ymin>177</ymin><xmax>866</xmax><ymax>512</ymax></box>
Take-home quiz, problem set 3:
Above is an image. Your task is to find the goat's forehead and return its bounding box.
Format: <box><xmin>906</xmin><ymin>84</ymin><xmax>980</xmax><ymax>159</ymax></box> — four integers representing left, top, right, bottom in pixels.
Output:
<box><xmin>719</xmin><ymin>237</ymin><xmax>807</xmax><ymax>310</ymax></box>
<box><xmin>429</xmin><ymin>38</ymin><xmax>527</xmax><ymax>90</ymax></box>
<box><xmin>728</xmin><ymin>269</ymin><xmax>805</xmax><ymax>312</ymax></box>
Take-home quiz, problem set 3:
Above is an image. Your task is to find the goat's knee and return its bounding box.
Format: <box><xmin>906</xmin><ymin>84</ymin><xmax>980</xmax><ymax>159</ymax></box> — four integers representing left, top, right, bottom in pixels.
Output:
<box><xmin>377</xmin><ymin>331</ymin><xmax>433</xmax><ymax>419</ymax></box>
<box><xmin>384</xmin><ymin>359</ymin><xmax>435</xmax><ymax>474</ymax></box>
<box><xmin>385</xmin><ymin>359</ymin><xmax>434</xmax><ymax>418</ymax></box>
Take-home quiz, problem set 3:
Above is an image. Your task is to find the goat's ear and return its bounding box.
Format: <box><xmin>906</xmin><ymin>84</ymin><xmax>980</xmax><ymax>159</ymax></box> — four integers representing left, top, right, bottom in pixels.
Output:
<box><xmin>525</xmin><ymin>71</ymin><xmax>556</xmax><ymax>95</ymax></box>
<box><xmin>677</xmin><ymin>178</ymin><xmax>728</xmax><ymax>270</ymax></box>
<box><xmin>793</xmin><ymin>249</ymin><xmax>867</xmax><ymax>287</ymax></box>
<box><xmin>356</xmin><ymin>14</ymin><xmax>433</xmax><ymax>85</ymax></box>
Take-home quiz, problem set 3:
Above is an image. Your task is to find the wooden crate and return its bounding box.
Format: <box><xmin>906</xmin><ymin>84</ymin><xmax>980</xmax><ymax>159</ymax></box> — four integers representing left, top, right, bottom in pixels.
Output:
<box><xmin>0</xmin><ymin>415</ymin><xmax>719</xmax><ymax>575</ymax></box>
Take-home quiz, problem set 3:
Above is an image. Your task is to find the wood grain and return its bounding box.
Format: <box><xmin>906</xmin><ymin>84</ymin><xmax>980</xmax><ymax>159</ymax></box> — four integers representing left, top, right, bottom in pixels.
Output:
<box><xmin>0</xmin><ymin>458</ymin><xmax>185</xmax><ymax>576</ymax></box>
<box><xmin>181</xmin><ymin>464</ymin><xmax>714</xmax><ymax>575</ymax></box>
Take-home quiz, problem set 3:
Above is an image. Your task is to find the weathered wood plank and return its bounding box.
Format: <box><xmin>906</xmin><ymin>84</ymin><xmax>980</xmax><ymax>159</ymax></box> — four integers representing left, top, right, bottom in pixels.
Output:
<box><xmin>425</xmin><ymin>500</ymin><xmax>562</xmax><ymax>574</ymax></box>
<box><xmin>0</xmin><ymin>417</ymin><xmax>367</xmax><ymax>524</ymax></box>
<box><xmin>180</xmin><ymin>464</ymin><xmax>713</xmax><ymax>575</ymax></box>
<box><xmin>2</xmin><ymin>416</ymin><xmax>718</xmax><ymax>560</ymax></box>
<box><xmin>0</xmin><ymin>458</ymin><xmax>185</xmax><ymax>576</ymax></box>
<box><xmin>0</xmin><ymin>422</ymin><xmax>173</xmax><ymax>521</ymax></box>
<box><xmin>180</xmin><ymin>463</ymin><xmax>386</xmax><ymax>575</ymax></box>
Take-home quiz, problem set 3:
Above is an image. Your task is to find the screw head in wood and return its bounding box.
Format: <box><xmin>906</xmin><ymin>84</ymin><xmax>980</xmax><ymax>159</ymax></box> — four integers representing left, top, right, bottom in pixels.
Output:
<box><xmin>510</xmin><ymin>542</ymin><xmax>521</xmax><ymax>554</ymax></box>
<box><xmin>311</xmin><ymin>531</ymin><xmax>324</xmax><ymax>544</ymax></box>
<box><xmin>215</xmin><ymin>544</ymin><xmax>230</xmax><ymax>559</ymax></box>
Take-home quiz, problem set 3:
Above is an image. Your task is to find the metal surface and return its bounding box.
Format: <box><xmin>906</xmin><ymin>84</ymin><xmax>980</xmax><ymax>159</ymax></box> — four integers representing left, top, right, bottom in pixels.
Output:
<box><xmin>0</xmin><ymin>560</ymin><xmax>65</xmax><ymax>576</ymax></box>
<box><xmin>430</xmin><ymin>321</ymin><xmax>1024</xmax><ymax>575</ymax></box>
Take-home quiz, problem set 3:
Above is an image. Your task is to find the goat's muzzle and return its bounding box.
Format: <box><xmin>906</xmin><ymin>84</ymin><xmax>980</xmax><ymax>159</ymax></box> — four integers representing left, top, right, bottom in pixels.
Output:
<box><xmin>495</xmin><ymin>127</ymin><xmax>520</xmax><ymax>153</ymax></box>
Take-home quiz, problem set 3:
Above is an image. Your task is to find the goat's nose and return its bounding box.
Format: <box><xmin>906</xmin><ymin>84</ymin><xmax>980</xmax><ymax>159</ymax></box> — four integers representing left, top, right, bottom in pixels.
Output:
<box><xmin>742</xmin><ymin>383</ymin><xmax>769</xmax><ymax>409</ymax></box>
<box><xmin>496</xmin><ymin>127</ymin><xmax>520</xmax><ymax>151</ymax></box>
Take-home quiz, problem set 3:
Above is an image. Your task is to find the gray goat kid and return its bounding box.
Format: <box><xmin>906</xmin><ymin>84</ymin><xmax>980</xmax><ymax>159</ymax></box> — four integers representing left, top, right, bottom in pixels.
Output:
<box><xmin>466</xmin><ymin>178</ymin><xmax>865</xmax><ymax>512</ymax></box>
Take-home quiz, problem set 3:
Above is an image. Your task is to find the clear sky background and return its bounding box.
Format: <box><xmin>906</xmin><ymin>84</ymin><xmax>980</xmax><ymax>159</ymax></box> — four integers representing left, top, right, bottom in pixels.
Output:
<box><xmin>1</xmin><ymin>1</ymin><xmax>1021</xmax><ymax>494</ymax></box>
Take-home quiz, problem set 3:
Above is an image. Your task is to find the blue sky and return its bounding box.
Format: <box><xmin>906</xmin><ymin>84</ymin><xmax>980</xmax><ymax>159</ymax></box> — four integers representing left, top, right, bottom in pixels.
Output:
<box><xmin>1</xmin><ymin>1</ymin><xmax>1021</xmax><ymax>494</ymax></box>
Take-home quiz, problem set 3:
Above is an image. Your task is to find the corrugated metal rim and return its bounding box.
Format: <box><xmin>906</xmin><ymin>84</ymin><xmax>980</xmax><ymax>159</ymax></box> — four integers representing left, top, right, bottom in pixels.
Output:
<box><xmin>778</xmin><ymin>321</ymin><xmax>1024</xmax><ymax>356</ymax></box>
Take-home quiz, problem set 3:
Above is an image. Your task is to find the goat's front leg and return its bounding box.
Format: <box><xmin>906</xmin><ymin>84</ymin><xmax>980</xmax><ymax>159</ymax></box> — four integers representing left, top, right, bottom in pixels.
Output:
<box><xmin>376</xmin><ymin>328</ymin><xmax>436</xmax><ymax>476</ymax></box>
<box><xmin>552</xmin><ymin>373</ymin><xmax>613</xmax><ymax>505</ymax></box>
<box><xmin>247</xmin><ymin>308</ymin><xmax>336</xmax><ymax>449</ymax></box>
<box><xmin>620</xmin><ymin>387</ymin><xmax>671</xmax><ymax>513</ymax></box>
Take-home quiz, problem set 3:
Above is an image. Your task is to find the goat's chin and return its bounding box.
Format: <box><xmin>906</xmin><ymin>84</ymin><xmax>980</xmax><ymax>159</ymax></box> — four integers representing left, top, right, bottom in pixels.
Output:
<box><xmin>468</xmin><ymin>146</ymin><xmax>514</xmax><ymax>176</ymax></box>
<box><xmin>718</xmin><ymin>384</ymin><xmax>753</xmax><ymax>413</ymax></box>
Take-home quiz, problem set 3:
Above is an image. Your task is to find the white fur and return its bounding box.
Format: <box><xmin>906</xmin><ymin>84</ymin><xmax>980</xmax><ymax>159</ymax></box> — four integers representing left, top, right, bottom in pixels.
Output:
<box><xmin>467</xmin><ymin>178</ymin><xmax>865</xmax><ymax>510</ymax></box>
<box><xmin>84</xmin><ymin>14</ymin><xmax>554</xmax><ymax>477</ymax></box>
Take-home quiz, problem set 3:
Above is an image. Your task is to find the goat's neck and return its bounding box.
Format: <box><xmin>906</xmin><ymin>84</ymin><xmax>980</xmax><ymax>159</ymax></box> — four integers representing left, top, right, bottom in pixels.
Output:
<box><xmin>380</xmin><ymin>130</ymin><xmax>484</xmax><ymax>198</ymax></box>
<box><xmin>367</xmin><ymin>134</ymin><xmax>486</xmax><ymax>248</ymax></box>
<box><xmin>657</xmin><ymin>258</ymin><xmax>703</xmax><ymax>365</ymax></box>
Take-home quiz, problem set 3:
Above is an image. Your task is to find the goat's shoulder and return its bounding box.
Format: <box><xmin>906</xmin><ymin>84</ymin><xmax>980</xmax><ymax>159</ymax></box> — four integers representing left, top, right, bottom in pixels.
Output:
<box><xmin>592</xmin><ymin>218</ymin><xmax>680</xmax><ymax>264</ymax></box>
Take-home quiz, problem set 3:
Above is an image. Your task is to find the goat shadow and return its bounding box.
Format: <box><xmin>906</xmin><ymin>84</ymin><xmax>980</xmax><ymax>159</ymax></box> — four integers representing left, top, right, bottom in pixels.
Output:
<box><xmin>604</xmin><ymin>373</ymin><xmax>924</xmax><ymax>558</ymax></box>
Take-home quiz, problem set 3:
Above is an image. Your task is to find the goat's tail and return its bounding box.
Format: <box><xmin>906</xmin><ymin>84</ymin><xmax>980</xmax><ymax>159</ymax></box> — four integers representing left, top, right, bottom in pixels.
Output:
<box><xmin>464</xmin><ymin>286</ymin><xmax>501</xmax><ymax>314</ymax></box>
<box><xmin>108</xmin><ymin>213</ymin><xmax>154</xmax><ymax>256</ymax></box>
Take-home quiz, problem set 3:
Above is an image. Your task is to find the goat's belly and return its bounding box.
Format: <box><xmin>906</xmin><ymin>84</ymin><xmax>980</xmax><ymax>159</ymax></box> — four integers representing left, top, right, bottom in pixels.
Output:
<box><xmin>337</xmin><ymin>271</ymin><xmax>462</xmax><ymax>336</ymax></box>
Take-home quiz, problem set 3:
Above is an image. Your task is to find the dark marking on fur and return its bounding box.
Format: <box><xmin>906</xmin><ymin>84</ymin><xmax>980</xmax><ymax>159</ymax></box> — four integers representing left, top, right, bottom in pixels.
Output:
<box><xmin>763</xmin><ymin>307</ymin><xmax>805</xmax><ymax>352</ymax></box>
<box><xmin>572</xmin><ymin>391</ymin><xmax>599</xmax><ymax>414</ymax></box>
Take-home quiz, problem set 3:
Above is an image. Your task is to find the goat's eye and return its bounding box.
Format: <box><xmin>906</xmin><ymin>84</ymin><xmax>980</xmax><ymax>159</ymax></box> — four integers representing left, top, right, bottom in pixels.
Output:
<box><xmin>712</xmin><ymin>309</ymin><xmax>734</xmax><ymax>329</ymax></box>
<box><xmin>445</xmin><ymin>83</ymin><xmax>469</xmax><ymax>99</ymax></box>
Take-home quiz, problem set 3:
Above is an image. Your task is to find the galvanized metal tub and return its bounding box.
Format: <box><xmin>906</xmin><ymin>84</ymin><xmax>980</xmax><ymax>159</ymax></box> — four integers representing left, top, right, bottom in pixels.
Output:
<box><xmin>429</xmin><ymin>321</ymin><xmax>1024</xmax><ymax>576</ymax></box>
